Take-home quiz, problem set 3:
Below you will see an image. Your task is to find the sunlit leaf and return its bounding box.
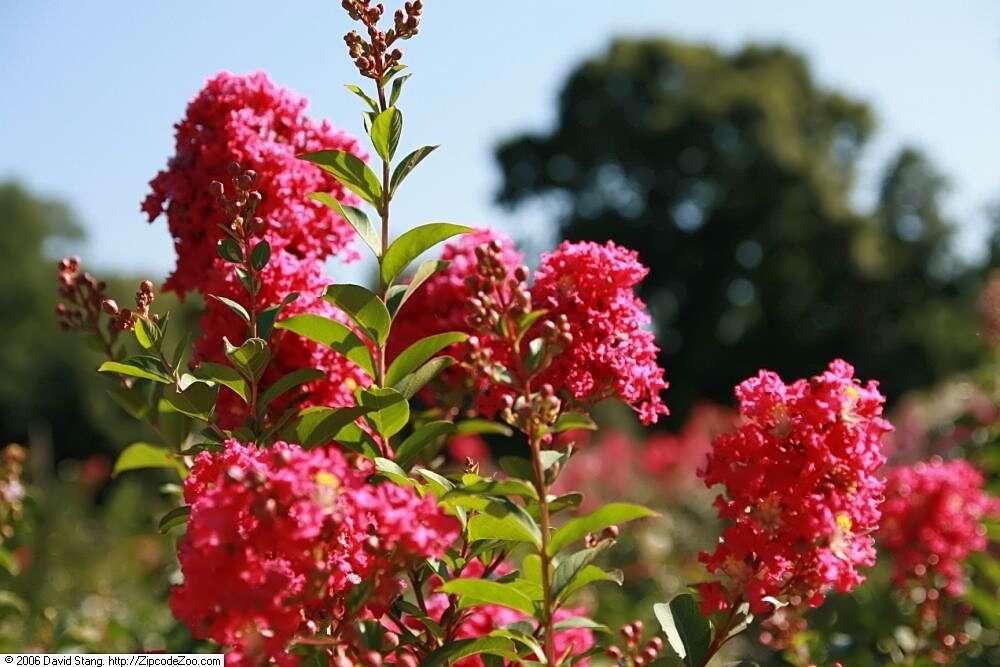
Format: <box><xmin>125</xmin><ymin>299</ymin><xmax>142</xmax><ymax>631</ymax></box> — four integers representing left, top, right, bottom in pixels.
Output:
<box><xmin>381</xmin><ymin>222</ymin><xmax>471</xmax><ymax>287</ymax></box>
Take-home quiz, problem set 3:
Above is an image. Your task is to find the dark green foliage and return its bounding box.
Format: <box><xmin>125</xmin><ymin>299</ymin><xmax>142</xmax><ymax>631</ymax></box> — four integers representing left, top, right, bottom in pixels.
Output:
<box><xmin>495</xmin><ymin>39</ymin><xmax>986</xmax><ymax>420</ymax></box>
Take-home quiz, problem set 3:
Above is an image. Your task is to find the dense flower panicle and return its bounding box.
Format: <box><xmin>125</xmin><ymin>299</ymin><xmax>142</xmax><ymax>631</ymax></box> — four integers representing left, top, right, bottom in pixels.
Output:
<box><xmin>531</xmin><ymin>241</ymin><xmax>668</xmax><ymax>425</ymax></box>
<box><xmin>142</xmin><ymin>70</ymin><xmax>364</xmax><ymax>296</ymax></box>
<box><xmin>401</xmin><ymin>560</ymin><xmax>594</xmax><ymax>666</ymax></box>
<box><xmin>697</xmin><ymin>360</ymin><xmax>892</xmax><ymax>616</ymax></box>
<box><xmin>171</xmin><ymin>441</ymin><xmax>459</xmax><ymax>665</ymax></box>
<box><xmin>880</xmin><ymin>458</ymin><xmax>996</xmax><ymax>597</ymax></box>
<box><xmin>142</xmin><ymin>71</ymin><xmax>372</xmax><ymax>424</ymax></box>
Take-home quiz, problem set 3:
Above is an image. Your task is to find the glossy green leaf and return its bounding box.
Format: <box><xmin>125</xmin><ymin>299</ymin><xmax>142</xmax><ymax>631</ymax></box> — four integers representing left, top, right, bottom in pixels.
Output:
<box><xmin>654</xmin><ymin>593</ymin><xmax>713</xmax><ymax>666</ymax></box>
<box><xmin>498</xmin><ymin>455</ymin><xmax>533</xmax><ymax>481</ymax></box>
<box><xmin>309</xmin><ymin>193</ymin><xmax>380</xmax><ymax>258</ymax></box>
<box><xmin>413</xmin><ymin>467</ymin><xmax>454</xmax><ymax>496</ymax></box>
<box><xmin>162</xmin><ymin>383</ymin><xmax>217</xmax><ymax>421</ymax></box>
<box><xmin>421</xmin><ymin>637</ymin><xmax>519</xmax><ymax>667</ymax></box>
<box><xmin>358</xmin><ymin>387</ymin><xmax>409</xmax><ymax>438</ymax></box>
<box><xmin>388</xmin><ymin>258</ymin><xmax>449</xmax><ymax>315</ymax></box>
<box><xmin>374</xmin><ymin>457</ymin><xmax>412</xmax><ymax>487</ymax></box>
<box><xmin>548</xmin><ymin>503</ymin><xmax>657</xmax><ymax>556</ymax></box>
<box><xmin>370</xmin><ymin>106</ymin><xmax>403</xmax><ymax>161</ymax></box>
<box><xmin>345</xmin><ymin>83</ymin><xmax>379</xmax><ymax>112</ymax></box>
<box><xmin>552</xmin><ymin>544</ymin><xmax>609</xmax><ymax>601</ymax></box>
<box><xmin>394</xmin><ymin>356</ymin><xmax>454</xmax><ymax>399</ymax></box>
<box><xmin>113</xmin><ymin>443</ymin><xmax>185</xmax><ymax>478</ymax></box>
<box><xmin>381</xmin><ymin>222</ymin><xmax>471</xmax><ymax>287</ymax></box>
<box><xmin>98</xmin><ymin>359</ymin><xmax>171</xmax><ymax>384</ymax></box>
<box><xmin>324</xmin><ymin>284</ymin><xmax>391</xmax><ymax>346</ymax></box>
<box><xmin>292</xmin><ymin>406</ymin><xmax>369</xmax><ymax>448</ymax></box>
<box><xmin>217</xmin><ymin>238</ymin><xmax>243</xmax><ymax>263</ymax></box>
<box><xmin>275</xmin><ymin>314</ymin><xmax>376</xmax><ymax>378</ymax></box>
<box><xmin>133</xmin><ymin>317</ymin><xmax>160</xmax><ymax>350</ymax></box>
<box><xmin>250</xmin><ymin>240</ymin><xmax>271</xmax><ymax>271</ymax></box>
<box><xmin>224</xmin><ymin>337</ymin><xmax>270</xmax><ymax>381</ymax></box>
<box><xmin>389</xmin><ymin>73</ymin><xmax>411</xmax><ymax>106</ymax></box>
<box><xmin>158</xmin><ymin>505</ymin><xmax>191</xmax><ymax>534</ymax></box>
<box><xmin>467</xmin><ymin>500</ymin><xmax>542</xmax><ymax>549</ymax></box>
<box><xmin>300</xmin><ymin>150</ymin><xmax>383</xmax><ymax>206</ymax></box>
<box><xmin>394</xmin><ymin>420</ymin><xmax>455</xmax><ymax>470</ymax></box>
<box><xmin>106</xmin><ymin>384</ymin><xmax>151</xmax><ymax>420</ymax></box>
<box><xmin>259</xmin><ymin>368</ymin><xmax>324</xmax><ymax>413</ymax></box>
<box><xmin>380</xmin><ymin>64</ymin><xmax>407</xmax><ymax>86</ymax></box>
<box><xmin>449</xmin><ymin>479</ymin><xmax>538</xmax><ymax>501</ymax></box>
<box><xmin>438</xmin><ymin>579</ymin><xmax>535</xmax><ymax>615</ymax></box>
<box><xmin>191</xmin><ymin>361</ymin><xmax>248</xmax><ymax>403</ymax></box>
<box><xmin>210</xmin><ymin>295</ymin><xmax>250</xmax><ymax>324</ymax></box>
<box><xmin>457</xmin><ymin>419</ymin><xmax>513</xmax><ymax>437</ymax></box>
<box><xmin>386</xmin><ymin>331</ymin><xmax>466</xmax><ymax>387</ymax></box>
<box><xmin>553</xmin><ymin>616</ymin><xmax>612</xmax><ymax>634</ymax></box>
<box><xmin>552</xmin><ymin>411</ymin><xmax>598</xmax><ymax>433</ymax></box>
<box><xmin>390</xmin><ymin>145</ymin><xmax>437</xmax><ymax>196</ymax></box>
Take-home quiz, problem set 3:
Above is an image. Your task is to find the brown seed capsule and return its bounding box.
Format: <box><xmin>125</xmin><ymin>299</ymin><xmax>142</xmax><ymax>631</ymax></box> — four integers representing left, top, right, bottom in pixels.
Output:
<box><xmin>210</xmin><ymin>180</ymin><xmax>225</xmax><ymax>197</ymax></box>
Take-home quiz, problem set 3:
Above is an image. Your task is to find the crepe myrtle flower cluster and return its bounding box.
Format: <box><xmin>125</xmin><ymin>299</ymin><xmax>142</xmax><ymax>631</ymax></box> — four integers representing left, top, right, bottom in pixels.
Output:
<box><xmin>171</xmin><ymin>440</ymin><xmax>459</xmax><ymax>665</ymax></box>
<box><xmin>880</xmin><ymin>458</ymin><xmax>995</xmax><ymax>598</ymax></box>
<box><xmin>388</xmin><ymin>230</ymin><xmax>669</xmax><ymax>424</ymax></box>
<box><xmin>697</xmin><ymin>360</ymin><xmax>892</xmax><ymax>617</ymax></box>
<box><xmin>142</xmin><ymin>71</ymin><xmax>371</xmax><ymax>421</ymax></box>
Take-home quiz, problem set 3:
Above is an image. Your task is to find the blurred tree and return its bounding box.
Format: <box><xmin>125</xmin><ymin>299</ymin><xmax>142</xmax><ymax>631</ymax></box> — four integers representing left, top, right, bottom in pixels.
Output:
<box><xmin>495</xmin><ymin>39</ymin><xmax>984</xmax><ymax>421</ymax></box>
<box><xmin>0</xmin><ymin>181</ymin><xmax>192</xmax><ymax>461</ymax></box>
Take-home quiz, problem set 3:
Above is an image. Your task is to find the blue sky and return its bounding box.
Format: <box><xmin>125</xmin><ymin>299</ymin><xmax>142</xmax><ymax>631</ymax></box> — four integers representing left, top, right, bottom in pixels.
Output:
<box><xmin>2</xmin><ymin>1</ymin><xmax>998</xmax><ymax>281</ymax></box>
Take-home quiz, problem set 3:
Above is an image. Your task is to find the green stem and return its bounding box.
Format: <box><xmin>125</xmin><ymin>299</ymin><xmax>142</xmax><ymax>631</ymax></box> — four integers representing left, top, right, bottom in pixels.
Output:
<box><xmin>529</xmin><ymin>426</ymin><xmax>557</xmax><ymax>665</ymax></box>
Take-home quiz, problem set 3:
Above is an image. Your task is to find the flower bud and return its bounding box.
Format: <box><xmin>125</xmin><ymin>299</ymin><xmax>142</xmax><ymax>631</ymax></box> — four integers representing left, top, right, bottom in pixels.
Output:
<box><xmin>101</xmin><ymin>299</ymin><xmax>120</xmax><ymax>315</ymax></box>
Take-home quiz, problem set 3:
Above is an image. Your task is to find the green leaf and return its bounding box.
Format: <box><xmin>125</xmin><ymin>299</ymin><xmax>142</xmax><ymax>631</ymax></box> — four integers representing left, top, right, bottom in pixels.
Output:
<box><xmin>547</xmin><ymin>492</ymin><xmax>584</xmax><ymax>515</ymax></box>
<box><xmin>276</xmin><ymin>313</ymin><xmax>376</xmax><ymax>378</ymax></box>
<box><xmin>553</xmin><ymin>616</ymin><xmax>612</xmax><ymax>633</ymax></box>
<box><xmin>259</xmin><ymin>368</ymin><xmax>324</xmax><ymax>413</ymax></box>
<box><xmin>358</xmin><ymin>387</ymin><xmax>409</xmax><ymax>439</ymax></box>
<box><xmin>300</xmin><ymin>150</ymin><xmax>383</xmax><ymax>207</ymax></box>
<box><xmin>191</xmin><ymin>361</ymin><xmax>249</xmax><ymax>403</ymax></box>
<box><xmin>308</xmin><ymin>193</ymin><xmax>380</xmax><ymax>258</ymax></box>
<box><xmin>324</xmin><ymin>284</ymin><xmax>391</xmax><ymax>346</ymax></box>
<box><xmin>395</xmin><ymin>420</ymin><xmax>455</xmax><ymax>470</ymax></box>
<box><xmin>467</xmin><ymin>500</ymin><xmax>542</xmax><ymax>549</ymax></box>
<box><xmin>389</xmin><ymin>258</ymin><xmax>449</xmax><ymax>315</ymax></box>
<box><xmin>292</xmin><ymin>406</ymin><xmax>370</xmax><ymax>448</ymax></box>
<box><xmin>449</xmin><ymin>479</ymin><xmax>539</xmax><ymax>501</ymax></box>
<box><xmin>113</xmin><ymin>443</ymin><xmax>185</xmax><ymax>478</ymax></box>
<box><xmin>654</xmin><ymin>594</ymin><xmax>713</xmax><ymax>666</ymax></box>
<box><xmin>257</xmin><ymin>292</ymin><xmax>298</xmax><ymax>341</ymax></box>
<box><xmin>413</xmin><ymin>467</ymin><xmax>455</xmax><ymax>496</ymax></box>
<box><xmin>209</xmin><ymin>295</ymin><xmax>250</xmax><ymax>324</ymax></box>
<box><xmin>370</xmin><ymin>107</ymin><xmax>403</xmax><ymax>161</ymax></box>
<box><xmin>553</xmin><ymin>411</ymin><xmax>598</xmax><ymax>433</ymax></box>
<box><xmin>217</xmin><ymin>238</ymin><xmax>243</xmax><ymax>263</ymax></box>
<box><xmin>552</xmin><ymin>544</ymin><xmax>610</xmax><ymax>602</ymax></box>
<box><xmin>250</xmin><ymin>240</ymin><xmax>271</xmax><ymax>271</ymax></box>
<box><xmin>498</xmin><ymin>455</ymin><xmax>534</xmax><ymax>481</ymax></box>
<box><xmin>457</xmin><ymin>419</ymin><xmax>513</xmax><ymax>437</ymax></box>
<box><xmin>106</xmin><ymin>384</ymin><xmax>151</xmax><ymax>420</ymax></box>
<box><xmin>394</xmin><ymin>356</ymin><xmax>454</xmax><ymax>399</ymax></box>
<box><xmin>224</xmin><ymin>337</ymin><xmax>270</xmax><ymax>381</ymax></box>
<box><xmin>548</xmin><ymin>503</ymin><xmax>657</xmax><ymax>556</ymax></box>
<box><xmin>162</xmin><ymin>383</ymin><xmax>217</xmax><ymax>421</ymax></box>
<box><xmin>421</xmin><ymin>637</ymin><xmax>519</xmax><ymax>667</ymax></box>
<box><xmin>158</xmin><ymin>505</ymin><xmax>191</xmax><ymax>534</ymax></box>
<box><xmin>390</xmin><ymin>145</ymin><xmax>437</xmax><ymax>196</ymax></box>
<box><xmin>380</xmin><ymin>64</ymin><xmax>407</xmax><ymax>86</ymax></box>
<box><xmin>0</xmin><ymin>547</ymin><xmax>19</xmax><ymax>576</ymax></box>
<box><xmin>345</xmin><ymin>83</ymin><xmax>379</xmax><ymax>112</ymax></box>
<box><xmin>438</xmin><ymin>579</ymin><xmax>535</xmax><ymax>615</ymax></box>
<box><xmin>374</xmin><ymin>457</ymin><xmax>413</xmax><ymax>487</ymax></box>
<box><xmin>381</xmin><ymin>222</ymin><xmax>471</xmax><ymax>287</ymax></box>
<box><xmin>389</xmin><ymin>73</ymin><xmax>411</xmax><ymax>106</ymax></box>
<box><xmin>133</xmin><ymin>317</ymin><xmax>160</xmax><ymax>350</ymax></box>
<box><xmin>525</xmin><ymin>337</ymin><xmax>547</xmax><ymax>373</ymax></box>
<box><xmin>98</xmin><ymin>360</ymin><xmax>171</xmax><ymax>384</ymax></box>
<box><xmin>386</xmin><ymin>332</ymin><xmax>467</xmax><ymax>387</ymax></box>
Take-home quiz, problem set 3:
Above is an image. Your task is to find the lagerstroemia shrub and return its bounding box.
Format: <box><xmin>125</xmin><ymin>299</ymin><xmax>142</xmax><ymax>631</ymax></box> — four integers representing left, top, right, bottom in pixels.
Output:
<box><xmin>51</xmin><ymin>2</ymin><xmax>995</xmax><ymax>665</ymax></box>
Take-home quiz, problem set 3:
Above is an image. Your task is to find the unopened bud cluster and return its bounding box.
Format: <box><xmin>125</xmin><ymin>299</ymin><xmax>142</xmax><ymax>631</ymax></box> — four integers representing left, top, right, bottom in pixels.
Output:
<box><xmin>342</xmin><ymin>0</ymin><xmax>422</xmax><ymax>79</ymax></box>
<box><xmin>55</xmin><ymin>256</ymin><xmax>120</xmax><ymax>339</ymax></box>
<box><xmin>605</xmin><ymin>620</ymin><xmax>664</xmax><ymax>666</ymax></box>
<box><xmin>212</xmin><ymin>162</ymin><xmax>264</xmax><ymax>238</ymax></box>
<box><xmin>101</xmin><ymin>279</ymin><xmax>158</xmax><ymax>332</ymax></box>
<box><xmin>499</xmin><ymin>383</ymin><xmax>562</xmax><ymax>434</ymax></box>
